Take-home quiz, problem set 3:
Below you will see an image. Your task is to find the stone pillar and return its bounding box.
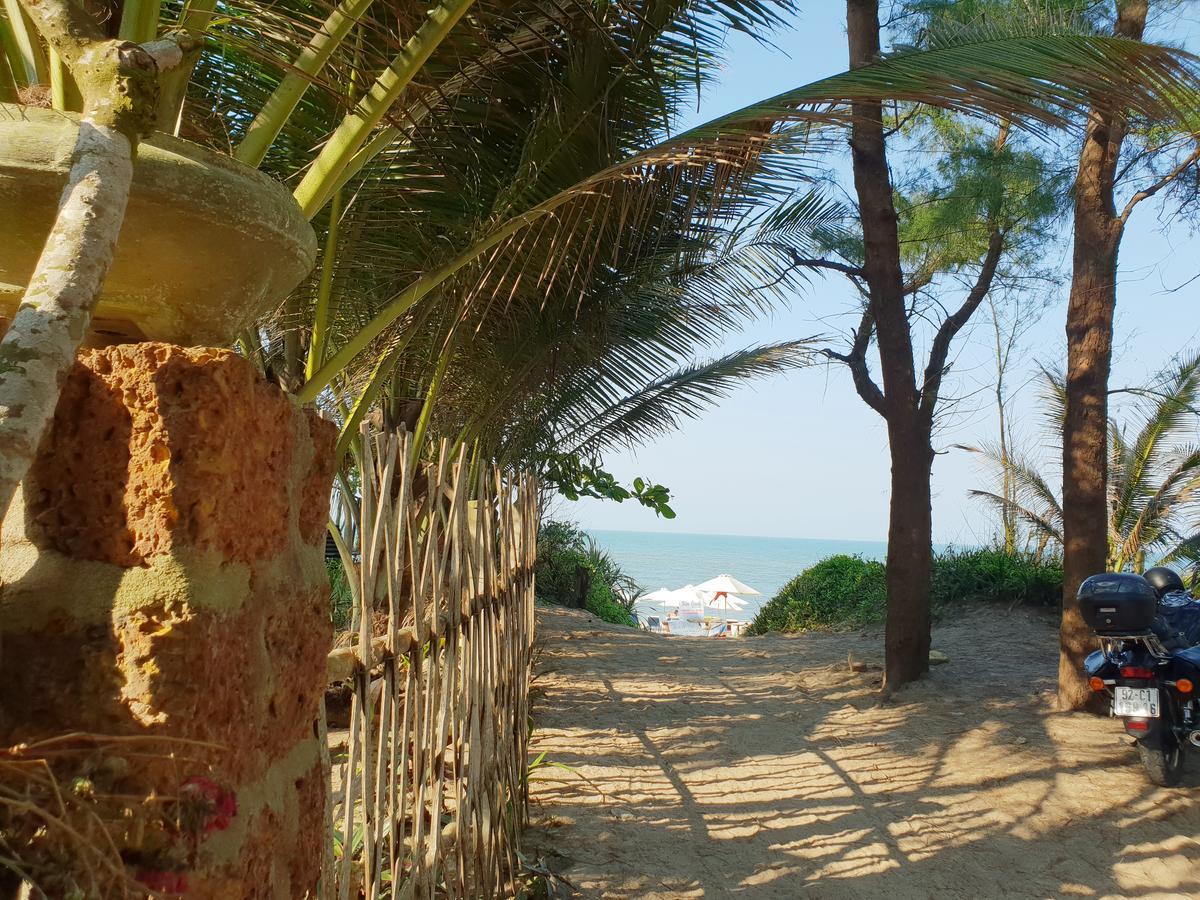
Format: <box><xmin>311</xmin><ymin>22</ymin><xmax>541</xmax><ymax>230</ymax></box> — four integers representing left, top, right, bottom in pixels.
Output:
<box><xmin>0</xmin><ymin>343</ymin><xmax>335</xmax><ymax>897</ymax></box>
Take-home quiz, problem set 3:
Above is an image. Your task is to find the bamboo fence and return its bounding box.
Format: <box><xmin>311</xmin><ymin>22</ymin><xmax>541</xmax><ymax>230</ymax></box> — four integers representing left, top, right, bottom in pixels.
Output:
<box><xmin>322</xmin><ymin>430</ymin><xmax>538</xmax><ymax>899</ymax></box>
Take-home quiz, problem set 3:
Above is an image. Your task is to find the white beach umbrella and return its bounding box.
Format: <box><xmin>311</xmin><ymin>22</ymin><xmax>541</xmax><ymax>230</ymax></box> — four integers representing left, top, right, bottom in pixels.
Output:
<box><xmin>662</xmin><ymin>585</ymin><xmax>708</xmax><ymax>612</ymax></box>
<box><xmin>637</xmin><ymin>587</ymin><xmax>675</xmax><ymax>605</ymax></box>
<box><xmin>695</xmin><ymin>574</ymin><xmax>760</xmax><ymax>623</ymax></box>
<box><xmin>695</xmin><ymin>574</ymin><xmax>762</xmax><ymax>596</ymax></box>
<box><xmin>638</xmin><ymin>586</ymin><xmax>693</xmax><ymax>609</ymax></box>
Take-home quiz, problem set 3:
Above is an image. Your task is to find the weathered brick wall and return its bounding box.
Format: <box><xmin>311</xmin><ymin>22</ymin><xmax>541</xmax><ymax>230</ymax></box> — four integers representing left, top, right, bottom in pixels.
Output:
<box><xmin>0</xmin><ymin>344</ymin><xmax>335</xmax><ymax>898</ymax></box>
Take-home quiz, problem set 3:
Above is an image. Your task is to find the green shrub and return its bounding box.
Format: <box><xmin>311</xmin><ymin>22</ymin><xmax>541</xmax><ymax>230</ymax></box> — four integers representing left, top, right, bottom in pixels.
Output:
<box><xmin>534</xmin><ymin>521</ymin><xmax>640</xmax><ymax>627</ymax></box>
<box><xmin>584</xmin><ymin>578</ymin><xmax>637</xmax><ymax>626</ymax></box>
<box><xmin>748</xmin><ymin>548</ymin><xmax>1062</xmax><ymax>635</ymax></box>
<box><xmin>931</xmin><ymin>547</ymin><xmax>1062</xmax><ymax>609</ymax></box>
<box><xmin>747</xmin><ymin>555</ymin><xmax>887</xmax><ymax>635</ymax></box>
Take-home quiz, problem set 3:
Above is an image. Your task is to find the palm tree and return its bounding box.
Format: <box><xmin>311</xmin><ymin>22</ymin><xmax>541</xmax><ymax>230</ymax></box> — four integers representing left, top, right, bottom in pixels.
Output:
<box><xmin>965</xmin><ymin>353</ymin><xmax>1200</xmax><ymax>575</ymax></box>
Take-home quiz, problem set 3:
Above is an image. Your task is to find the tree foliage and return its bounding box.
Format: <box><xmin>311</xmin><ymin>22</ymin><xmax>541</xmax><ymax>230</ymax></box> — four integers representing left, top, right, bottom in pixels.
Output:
<box><xmin>171</xmin><ymin>0</ymin><xmax>1200</xmax><ymax>487</ymax></box>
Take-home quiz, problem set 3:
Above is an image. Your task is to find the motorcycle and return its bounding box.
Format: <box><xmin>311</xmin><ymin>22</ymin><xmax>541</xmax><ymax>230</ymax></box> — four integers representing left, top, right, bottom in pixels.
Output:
<box><xmin>1080</xmin><ymin>571</ymin><xmax>1200</xmax><ymax>786</ymax></box>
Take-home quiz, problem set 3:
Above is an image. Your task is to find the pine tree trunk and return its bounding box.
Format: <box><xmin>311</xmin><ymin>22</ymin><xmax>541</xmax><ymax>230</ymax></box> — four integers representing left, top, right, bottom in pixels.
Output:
<box><xmin>1058</xmin><ymin>0</ymin><xmax>1145</xmax><ymax>710</ymax></box>
<box><xmin>846</xmin><ymin>0</ymin><xmax>932</xmax><ymax>690</ymax></box>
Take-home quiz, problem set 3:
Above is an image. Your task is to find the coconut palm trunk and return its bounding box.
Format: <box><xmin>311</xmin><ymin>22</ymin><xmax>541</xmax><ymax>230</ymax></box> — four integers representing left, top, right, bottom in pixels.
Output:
<box><xmin>1059</xmin><ymin>0</ymin><xmax>1146</xmax><ymax>710</ymax></box>
<box><xmin>0</xmin><ymin>0</ymin><xmax>190</xmax><ymax>521</ymax></box>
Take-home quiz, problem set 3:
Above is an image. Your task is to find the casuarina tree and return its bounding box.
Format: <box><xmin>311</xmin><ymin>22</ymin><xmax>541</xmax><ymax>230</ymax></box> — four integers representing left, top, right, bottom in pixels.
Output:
<box><xmin>808</xmin><ymin>0</ymin><xmax>1197</xmax><ymax>692</ymax></box>
<box><xmin>784</xmin><ymin>0</ymin><xmax>1060</xmax><ymax>689</ymax></box>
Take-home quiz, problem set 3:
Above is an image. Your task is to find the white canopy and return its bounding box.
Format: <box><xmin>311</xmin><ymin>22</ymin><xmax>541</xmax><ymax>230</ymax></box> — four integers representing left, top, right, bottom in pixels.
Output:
<box><xmin>639</xmin><ymin>582</ymin><xmax>753</xmax><ymax>629</ymax></box>
<box><xmin>662</xmin><ymin>585</ymin><xmax>710</xmax><ymax>610</ymax></box>
<box><xmin>637</xmin><ymin>587</ymin><xmax>675</xmax><ymax>604</ymax></box>
<box><xmin>695</xmin><ymin>574</ymin><xmax>762</xmax><ymax>596</ymax></box>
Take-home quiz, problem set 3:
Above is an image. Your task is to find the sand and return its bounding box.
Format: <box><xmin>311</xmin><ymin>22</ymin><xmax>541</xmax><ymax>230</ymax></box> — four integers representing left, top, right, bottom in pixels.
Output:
<box><xmin>525</xmin><ymin>605</ymin><xmax>1200</xmax><ymax>899</ymax></box>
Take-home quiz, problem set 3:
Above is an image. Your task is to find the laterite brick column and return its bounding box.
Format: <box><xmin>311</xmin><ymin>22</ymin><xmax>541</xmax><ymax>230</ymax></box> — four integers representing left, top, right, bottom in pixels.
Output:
<box><xmin>0</xmin><ymin>343</ymin><xmax>335</xmax><ymax>897</ymax></box>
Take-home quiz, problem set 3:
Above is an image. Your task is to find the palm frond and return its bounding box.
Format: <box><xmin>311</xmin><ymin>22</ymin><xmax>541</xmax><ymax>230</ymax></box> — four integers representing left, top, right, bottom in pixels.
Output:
<box><xmin>1162</xmin><ymin>533</ymin><xmax>1200</xmax><ymax>585</ymax></box>
<box><xmin>1117</xmin><ymin>445</ymin><xmax>1200</xmax><ymax>568</ymax></box>
<box><xmin>1037</xmin><ymin>364</ymin><xmax>1068</xmax><ymax>433</ymax></box>
<box><xmin>559</xmin><ymin>340</ymin><xmax>819</xmax><ymax>455</ymax></box>
<box><xmin>961</xmin><ymin>440</ymin><xmax>1064</xmax><ymax>522</ymax></box>
<box><xmin>968</xmin><ymin>488</ymin><xmax>1064</xmax><ymax>547</ymax></box>
<box><xmin>295</xmin><ymin>27</ymin><xmax>1200</xmax><ymax>398</ymax></box>
<box><xmin>678</xmin><ymin>32</ymin><xmax>1199</xmax><ymax>145</ymax></box>
<box><xmin>1113</xmin><ymin>351</ymin><xmax>1200</xmax><ymax>531</ymax></box>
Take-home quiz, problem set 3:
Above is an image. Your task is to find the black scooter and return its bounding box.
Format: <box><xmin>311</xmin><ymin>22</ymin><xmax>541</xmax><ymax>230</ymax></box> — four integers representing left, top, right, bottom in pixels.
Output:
<box><xmin>1081</xmin><ymin>572</ymin><xmax>1200</xmax><ymax>786</ymax></box>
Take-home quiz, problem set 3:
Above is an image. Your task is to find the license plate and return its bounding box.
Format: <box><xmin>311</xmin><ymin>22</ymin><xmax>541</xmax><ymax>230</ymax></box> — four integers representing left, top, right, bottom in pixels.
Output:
<box><xmin>1114</xmin><ymin>686</ymin><xmax>1160</xmax><ymax>718</ymax></box>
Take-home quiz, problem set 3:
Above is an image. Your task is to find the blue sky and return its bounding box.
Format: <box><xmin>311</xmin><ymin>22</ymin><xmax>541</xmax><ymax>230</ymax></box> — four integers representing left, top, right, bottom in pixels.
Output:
<box><xmin>570</xmin><ymin>4</ymin><xmax>1200</xmax><ymax>544</ymax></box>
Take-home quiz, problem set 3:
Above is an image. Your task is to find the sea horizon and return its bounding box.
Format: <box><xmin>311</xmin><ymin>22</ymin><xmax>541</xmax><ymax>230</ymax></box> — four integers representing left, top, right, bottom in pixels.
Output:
<box><xmin>587</xmin><ymin>526</ymin><xmax>889</xmax><ymax>544</ymax></box>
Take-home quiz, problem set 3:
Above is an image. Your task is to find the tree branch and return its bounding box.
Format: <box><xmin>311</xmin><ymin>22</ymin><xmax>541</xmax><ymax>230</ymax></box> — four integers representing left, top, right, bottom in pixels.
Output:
<box><xmin>1119</xmin><ymin>142</ymin><xmax>1200</xmax><ymax>224</ymax></box>
<box><xmin>918</xmin><ymin>228</ymin><xmax>1004</xmax><ymax>424</ymax></box>
<box><xmin>1113</xmin><ymin>133</ymin><xmax>1190</xmax><ymax>186</ymax></box>
<box><xmin>0</xmin><ymin>2</ymin><xmax>199</xmax><ymax>521</ymax></box>
<box><xmin>16</xmin><ymin>0</ymin><xmax>103</xmax><ymax>65</ymax></box>
<box><xmin>19</xmin><ymin>0</ymin><xmax>198</xmax><ymax>134</ymax></box>
<box><xmin>784</xmin><ymin>248</ymin><xmax>866</xmax><ymax>280</ymax></box>
<box><xmin>903</xmin><ymin>267</ymin><xmax>935</xmax><ymax>296</ymax></box>
<box><xmin>883</xmin><ymin>104</ymin><xmax>921</xmax><ymax>139</ymax></box>
<box><xmin>823</xmin><ymin>305</ymin><xmax>886</xmax><ymax>417</ymax></box>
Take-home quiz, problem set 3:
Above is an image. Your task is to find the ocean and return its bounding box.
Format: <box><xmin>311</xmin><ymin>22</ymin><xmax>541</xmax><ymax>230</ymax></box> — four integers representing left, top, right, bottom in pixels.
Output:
<box><xmin>588</xmin><ymin>529</ymin><xmax>887</xmax><ymax>635</ymax></box>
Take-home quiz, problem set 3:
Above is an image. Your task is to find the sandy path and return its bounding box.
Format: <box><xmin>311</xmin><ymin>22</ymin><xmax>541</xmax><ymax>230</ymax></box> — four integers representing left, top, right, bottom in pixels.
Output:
<box><xmin>525</xmin><ymin>605</ymin><xmax>1200</xmax><ymax>899</ymax></box>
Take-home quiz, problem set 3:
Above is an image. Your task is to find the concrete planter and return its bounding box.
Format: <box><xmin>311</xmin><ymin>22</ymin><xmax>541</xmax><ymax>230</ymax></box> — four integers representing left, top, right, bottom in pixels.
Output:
<box><xmin>0</xmin><ymin>104</ymin><xmax>317</xmax><ymax>345</ymax></box>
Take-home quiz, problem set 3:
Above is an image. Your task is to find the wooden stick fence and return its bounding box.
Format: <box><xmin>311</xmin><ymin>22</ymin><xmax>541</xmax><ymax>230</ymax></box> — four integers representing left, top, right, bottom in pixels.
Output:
<box><xmin>323</xmin><ymin>430</ymin><xmax>538</xmax><ymax>899</ymax></box>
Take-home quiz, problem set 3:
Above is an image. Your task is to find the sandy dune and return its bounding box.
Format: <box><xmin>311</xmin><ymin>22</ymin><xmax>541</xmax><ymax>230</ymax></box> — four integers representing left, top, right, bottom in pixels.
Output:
<box><xmin>525</xmin><ymin>604</ymin><xmax>1200</xmax><ymax>898</ymax></box>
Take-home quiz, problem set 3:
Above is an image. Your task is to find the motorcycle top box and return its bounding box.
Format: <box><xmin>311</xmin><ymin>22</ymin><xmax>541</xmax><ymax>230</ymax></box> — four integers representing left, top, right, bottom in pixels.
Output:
<box><xmin>1078</xmin><ymin>572</ymin><xmax>1158</xmax><ymax>633</ymax></box>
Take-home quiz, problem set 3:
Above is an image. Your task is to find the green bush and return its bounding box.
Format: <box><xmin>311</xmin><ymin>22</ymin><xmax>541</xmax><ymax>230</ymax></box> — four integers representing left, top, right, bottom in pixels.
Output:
<box><xmin>534</xmin><ymin>521</ymin><xmax>640</xmax><ymax>626</ymax></box>
<box><xmin>931</xmin><ymin>547</ymin><xmax>1062</xmax><ymax>609</ymax></box>
<box><xmin>748</xmin><ymin>548</ymin><xmax>1062</xmax><ymax>635</ymax></box>
<box><xmin>747</xmin><ymin>555</ymin><xmax>887</xmax><ymax>635</ymax></box>
<box><xmin>584</xmin><ymin>577</ymin><xmax>638</xmax><ymax>626</ymax></box>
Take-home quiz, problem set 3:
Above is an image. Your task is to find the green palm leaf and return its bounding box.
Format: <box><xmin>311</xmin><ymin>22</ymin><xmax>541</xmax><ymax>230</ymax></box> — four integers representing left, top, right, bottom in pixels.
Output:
<box><xmin>1112</xmin><ymin>352</ymin><xmax>1200</xmax><ymax>535</ymax></box>
<box><xmin>298</xmin><ymin>30</ymin><xmax>1200</xmax><ymax>401</ymax></box>
<box><xmin>559</xmin><ymin>340</ymin><xmax>818</xmax><ymax>454</ymax></box>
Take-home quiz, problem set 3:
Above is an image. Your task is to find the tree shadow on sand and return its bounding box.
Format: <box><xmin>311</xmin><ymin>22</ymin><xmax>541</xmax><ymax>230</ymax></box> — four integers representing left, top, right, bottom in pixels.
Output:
<box><xmin>526</xmin><ymin>606</ymin><xmax>1200</xmax><ymax>898</ymax></box>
